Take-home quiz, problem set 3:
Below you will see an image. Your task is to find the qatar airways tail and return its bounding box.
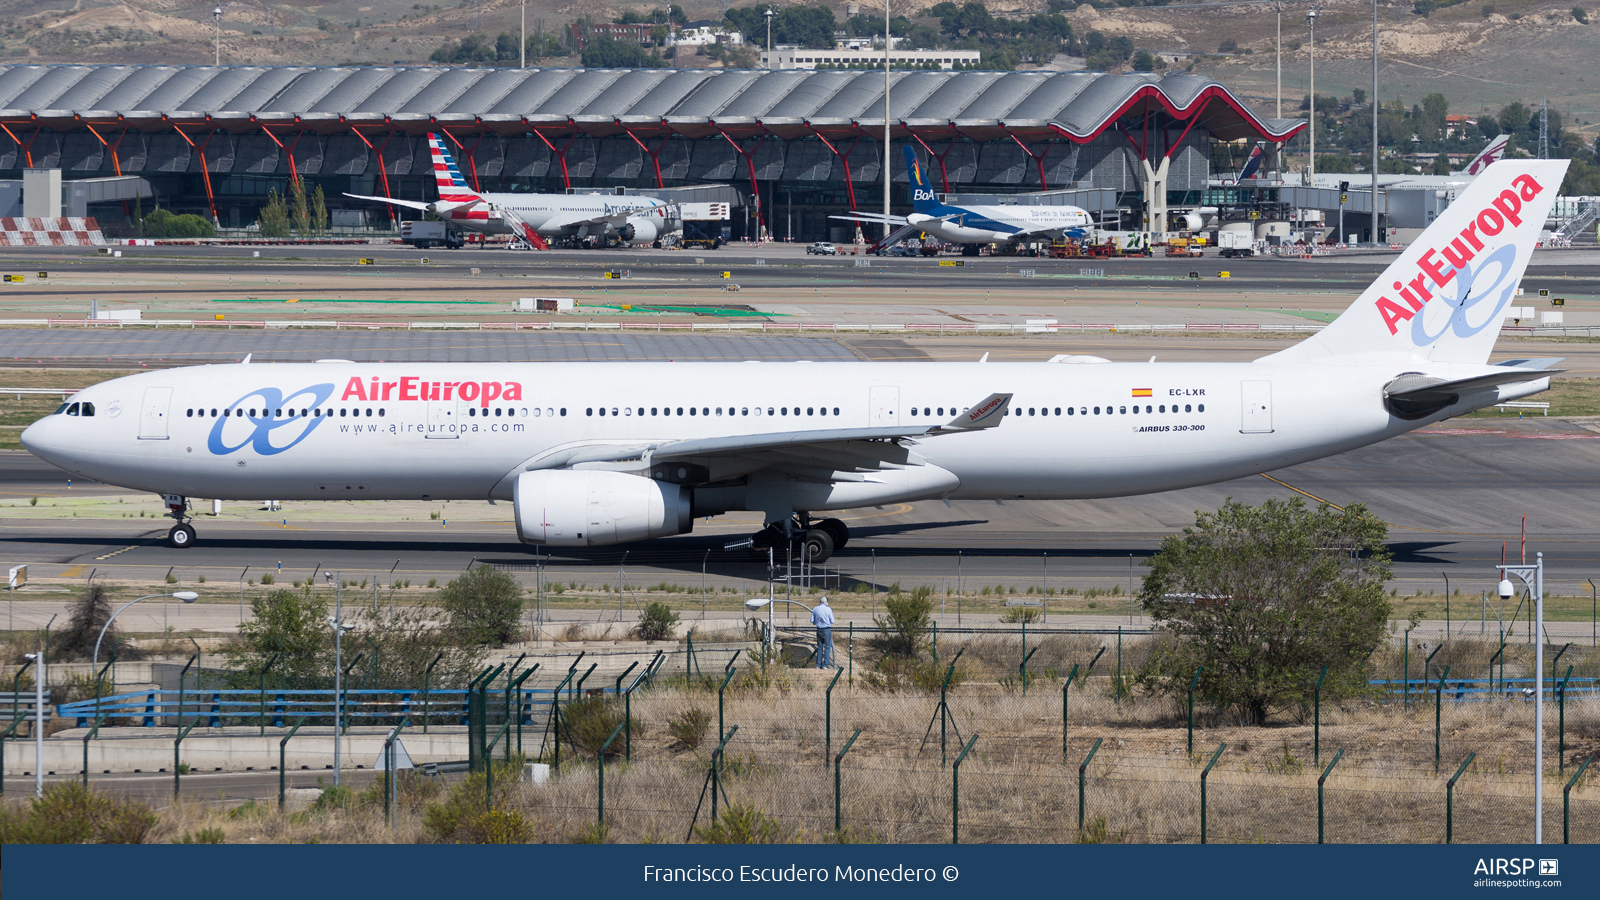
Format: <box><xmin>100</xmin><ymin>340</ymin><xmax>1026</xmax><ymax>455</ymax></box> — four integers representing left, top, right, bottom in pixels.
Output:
<box><xmin>24</xmin><ymin>160</ymin><xmax>1568</xmax><ymax>557</ymax></box>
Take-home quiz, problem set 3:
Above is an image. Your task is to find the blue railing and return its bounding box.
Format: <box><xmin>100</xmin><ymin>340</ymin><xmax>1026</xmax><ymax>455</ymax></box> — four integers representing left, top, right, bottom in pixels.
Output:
<box><xmin>1369</xmin><ymin>676</ymin><xmax>1599</xmax><ymax>703</ymax></box>
<box><xmin>57</xmin><ymin>687</ymin><xmax>584</xmax><ymax>728</ymax></box>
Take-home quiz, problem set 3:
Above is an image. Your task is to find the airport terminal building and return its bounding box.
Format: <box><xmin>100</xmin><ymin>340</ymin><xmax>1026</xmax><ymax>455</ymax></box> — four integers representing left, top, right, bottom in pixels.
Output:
<box><xmin>0</xmin><ymin>64</ymin><xmax>1304</xmax><ymax>241</ymax></box>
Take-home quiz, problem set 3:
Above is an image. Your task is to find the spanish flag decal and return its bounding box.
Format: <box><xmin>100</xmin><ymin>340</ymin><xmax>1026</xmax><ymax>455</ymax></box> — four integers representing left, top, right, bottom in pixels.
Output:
<box><xmin>1132</xmin><ymin>388</ymin><xmax>1153</xmax><ymax>398</ymax></box>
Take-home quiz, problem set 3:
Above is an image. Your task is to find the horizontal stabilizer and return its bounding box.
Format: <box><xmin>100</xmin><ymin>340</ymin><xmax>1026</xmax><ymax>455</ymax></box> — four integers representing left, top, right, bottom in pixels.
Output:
<box><xmin>342</xmin><ymin>192</ymin><xmax>431</xmax><ymax>212</ymax></box>
<box><xmin>1385</xmin><ymin>367</ymin><xmax>1562</xmax><ymax>400</ymax></box>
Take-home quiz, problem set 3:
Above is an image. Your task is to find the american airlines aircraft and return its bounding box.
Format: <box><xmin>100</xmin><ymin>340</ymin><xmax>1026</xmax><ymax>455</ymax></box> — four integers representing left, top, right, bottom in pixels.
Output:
<box><xmin>23</xmin><ymin>161</ymin><xmax>1565</xmax><ymax>560</ymax></box>
<box><xmin>344</xmin><ymin>133</ymin><xmax>672</xmax><ymax>247</ymax></box>
<box><xmin>834</xmin><ymin>147</ymin><xmax>1093</xmax><ymax>252</ymax></box>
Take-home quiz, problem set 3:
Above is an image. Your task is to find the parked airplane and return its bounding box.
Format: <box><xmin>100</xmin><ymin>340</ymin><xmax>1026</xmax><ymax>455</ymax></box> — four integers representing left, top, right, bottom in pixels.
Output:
<box><xmin>23</xmin><ymin>161</ymin><xmax>1566</xmax><ymax>561</ymax></box>
<box><xmin>832</xmin><ymin>146</ymin><xmax>1093</xmax><ymax>253</ymax></box>
<box><xmin>344</xmin><ymin>133</ymin><xmax>673</xmax><ymax>247</ymax></box>
<box><xmin>1461</xmin><ymin>134</ymin><xmax>1512</xmax><ymax>175</ymax></box>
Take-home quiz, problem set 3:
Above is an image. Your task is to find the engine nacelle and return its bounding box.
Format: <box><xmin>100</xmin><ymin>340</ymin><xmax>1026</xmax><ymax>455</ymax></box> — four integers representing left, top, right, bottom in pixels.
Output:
<box><xmin>513</xmin><ymin>470</ymin><xmax>692</xmax><ymax>547</ymax></box>
<box><xmin>1177</xmin><ymin>212</ymin><xmax>1206</xmax><ymax>232</ymax></box>
<box><xmin>619</xmin><ymin>216</ymin><xmax>659</xmax><ymax>245</ymax></box>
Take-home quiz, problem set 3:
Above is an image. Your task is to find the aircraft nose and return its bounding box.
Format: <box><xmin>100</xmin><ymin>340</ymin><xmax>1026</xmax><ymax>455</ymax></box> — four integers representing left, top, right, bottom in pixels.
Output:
<box><xmin>19</xmin><ymin>415</ymin><xmax>67</xmax><ymax>465</ymax></box>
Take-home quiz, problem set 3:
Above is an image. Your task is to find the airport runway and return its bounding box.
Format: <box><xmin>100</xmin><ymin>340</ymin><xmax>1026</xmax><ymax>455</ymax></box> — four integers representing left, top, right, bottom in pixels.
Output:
<box><xmin>6</xmin><ymin>416</ymin><xmax>1600</xmax><ymax>609</ymax></box>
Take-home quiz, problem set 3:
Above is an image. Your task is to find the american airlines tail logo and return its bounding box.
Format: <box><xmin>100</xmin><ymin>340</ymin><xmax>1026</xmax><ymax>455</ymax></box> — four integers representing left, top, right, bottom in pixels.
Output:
<box><xmin>207</xmin><ymin>384</ymin><xmax>335</xmax><ymax>457</ymax></box>
<box><xmin>1374</xmin><ymin>173</ymin><xmax>1543</xmax><ymax>343</ymax></box>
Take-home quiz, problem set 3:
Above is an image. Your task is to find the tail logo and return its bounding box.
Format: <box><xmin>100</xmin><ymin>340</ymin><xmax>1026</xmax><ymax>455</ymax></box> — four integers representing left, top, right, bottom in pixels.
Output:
<box><xmin>1374</xmin><ymin>173</ymin><xmax>1543</xmax><ymax>341</ymax></box>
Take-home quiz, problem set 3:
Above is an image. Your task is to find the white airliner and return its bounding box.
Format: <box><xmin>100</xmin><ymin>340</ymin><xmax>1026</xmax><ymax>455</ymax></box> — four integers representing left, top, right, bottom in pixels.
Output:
<box><xmin>833</xmin><ymin>147</ymin><xmax>1093</xmax><ymax>251</ymax></box>
<box><xmin>344</xmin><ymin>133</ymin><xmax>672</xmax><ymax>247</ymax></box>
<box><xmin>23</xmin><ymin>160</ymin><xmax>1566</xmax><ymax>559</ymax></box>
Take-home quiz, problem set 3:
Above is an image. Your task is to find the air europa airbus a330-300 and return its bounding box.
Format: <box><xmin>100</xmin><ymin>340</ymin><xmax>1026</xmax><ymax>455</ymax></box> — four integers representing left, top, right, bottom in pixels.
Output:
<box><xmin>22</xmin><ymin>161</ymin><xmax>1568</xmax><ymax>559</ymax></box>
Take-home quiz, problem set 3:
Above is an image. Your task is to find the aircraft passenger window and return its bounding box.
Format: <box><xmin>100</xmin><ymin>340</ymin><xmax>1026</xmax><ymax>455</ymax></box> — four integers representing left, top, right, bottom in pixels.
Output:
<box><xmin>368</xmin><ymin>409</ymin><xmax>376</xmax><ymax>417</ymax></box>
<box><xmin>716</xmin><ymin>407</ymin><xmax>723</xmax><ymax>416</ymax></box>
<box><xmin>651</xmin><ymin>408</ymin><xmax>658</xmax><ymax>416</ymax></box>
<box><xmin>833</xmin><ymin>407</ymin><xmax>840</xmax><ymax>416</ymax></box>
<box><xmin>66</xmin><ymin>403</ymin><xmax>80</xmax><ymax>416</ymax></box>
<box><xmin>82</xmin><ymin>402</ymin><xmax>94</xmax><ymax>416</ymax></box>
<box><xmin>1145</xmin><ymin>405</ymin><xmax>1152</xmax><ymax>413</ymax></box>
<box><xmin>622</xmin><ymin>408</ymin><xmax>631</xmax><ymax>417</ymax></box>
<box><xmin>742</xmin><ymin>407</ymin><xmax>749</xmax><ymax>416</ymax></box>
<box><xmin>1054</xmin><ymin>408</ymin><xmax>1061</xmax><ymax>416</ymax></box>
<box><xmin>676</xmin><ymin>407</ymin><xmax>683</xmax><ymax>416</ymax></box>
<box><xmin>611</xmin><ymin>408</ymin><xmax>618</xmax><ymax>416</ymax></box>
<box><xmin>765</xmin><ymin>407</ymin><xmax>773</xmax><ymax>416</ymax></box>
<box><xmin>807</xmin><ymin>407</ymin><xmax>814</xmax><ymax>416</ymax></box>
<box><xmin>1131</xmin><ymin>406</ymin><xmax>1138</xmax><ymax>415</ymax></box>
<box><xmin>250</xmin><ymin>408</ymin><xmax>258</xmax><ymax>417</ymax></box>
<box><xmin>780</xmin><ymin>407</ymin><xmax>787</xmax><ymax>416</ymax></box>
<box><xmin>1120</xmin><ymin>407</ymin><xmax>1126</xmax><ymax>414</ymax></box>
<box><xmin>549</xmin><ymin>408</ymin><xmax>556</xmax><ymax>417</ymax></box>
<box><xmin>339</xmin><ymin>409</ymin><xmax>347</xmax><ymax>417</ymax></box>
<box><xmin>1067</xmin><ymin>407</ymin><xmax>1074</xmax><ymax>416</ymax></box>
<box><xmin>1198</xmin><ymin>404</ymin><xmax>1206</xmax><ymax>413</ymax></box>
<box><xmin>469</xmin><ymin>408</ymin><xmax>476</xmax><ymax>417</ymax></box>
<box><xmin>186</xmin><ymin>409</ymin><xmax>193</xmax><ymax>417</ymax></box>
<box><xmin>275</xmin><ymin>408</ymin><xmax>282</xmax><ymax>417</ymax></box>
<box><xmin>560</xmin><ymin>408</ymin><xmax>567</xmax><ymax>416</ymax></box>
<box><xmin>1094</xmin><ymin>407</ymin><xmax>1100</xmax><ymax>415</ymax></box>
<box><xmin>1185</xmin><ymin>405</ymin><xmax>1192</xmax><ymax>412</ymax></box>
<box><xmin>1159</xmin><ymin>405</ymin><xmax>1165</xmax><ymax>413</ymax></box>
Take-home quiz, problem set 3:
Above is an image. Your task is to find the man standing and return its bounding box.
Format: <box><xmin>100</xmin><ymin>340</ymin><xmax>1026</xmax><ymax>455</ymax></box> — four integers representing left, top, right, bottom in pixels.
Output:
<box><xmin>811</xmin><ymin>595</ymin><xmax>835</xmax><ymax>669</ymax></box>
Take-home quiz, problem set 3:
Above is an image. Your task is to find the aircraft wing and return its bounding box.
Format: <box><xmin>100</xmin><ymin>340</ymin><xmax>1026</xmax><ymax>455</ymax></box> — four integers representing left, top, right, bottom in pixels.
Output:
<box><xmin>517</xmin><ymin>393</ymin><xmax>1011</xmax><ymax>481</ymax></box>
<box><xmin>829</xmin><ymin>212</ymin><xmax>909</xmax><ymax>226</ymax></box>
<box><xmin>541</xmin><ymin>206</ymin><xmax>660</xmax><ymax>231</ymax></box>
<box><xmin>342</xmin><ymin>192</ymin><xmax>432</xmax><ymax>212</ymax></box>
<box><xmin>997</xmin><ymin>222</ymin><xmax>1091</xmax><ymax>241</ymax></box>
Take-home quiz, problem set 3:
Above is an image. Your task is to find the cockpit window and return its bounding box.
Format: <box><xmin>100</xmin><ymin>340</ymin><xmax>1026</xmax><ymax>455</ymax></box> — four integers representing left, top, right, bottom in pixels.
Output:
<box><xmin>65</xmin><ymin>403</ymin><xmax>80</xmax><ymax>416</ymax></box>
<box><xmin>54</xmin><ymin>402</ymin><xmax>69</xmax><ymax>415</ymax></box>
<box><xmin>79</xmin><ymin>402</ymin><xmax>94</xmax><ymax>417</ymax></box>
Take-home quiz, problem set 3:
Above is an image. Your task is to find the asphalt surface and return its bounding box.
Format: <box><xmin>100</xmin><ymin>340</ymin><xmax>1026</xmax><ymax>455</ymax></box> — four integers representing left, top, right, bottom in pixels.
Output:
<box><xmin>7</xmin><ymin>416</ymin><xmax>1600</xmax><ymax>611</ymax></box>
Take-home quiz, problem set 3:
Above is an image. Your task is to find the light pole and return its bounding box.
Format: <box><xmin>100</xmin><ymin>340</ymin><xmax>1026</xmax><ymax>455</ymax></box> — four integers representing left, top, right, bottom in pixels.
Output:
<box><xmin>1275</xmin><ymin>0</ymin><xmax>1282</xmax><ymax>119</ymax></box>
<box><xmin>883</xmin><ymin>0</ymin><xmax>892</xmax><ymax>243</ymax></box>
<box><xmin>25</xmin><ymin>651</ymin><xmax>41</xmax><ymax>797</ymax></box>
<box><xmin>765</xmin><ymin>7</ymin><xmax>774</xmax><ymax>69</ymax></box>
<box><xmin>1371</xmin><ymin>0</ymin><xmax>1380</xmax><ymax>244</ymax></box>
<box><xmin>326</xmin><ymin>571</ymin><xmax>354</xmax><ymax>787</ymax></box>
<box><xmin>1497</xmin><ymin>552</ymin><xmax>1544</xmax><ymax>844</ymax></box>
<box><xmin>213</xmin><ymin>6</ymin><xmax>222</xmax><ymax>67</ymax></box>
<box><xmin>94</xmin><ymin>592</ymin><xmax>200</xmax><ymax>669</ymax></box>
<box><xmin>521</xmin><ymin>0</ymin><xmax>526</xmax><ymax>68</ymax></box>
<box><xmin>745</xmin><ymin>596</ymin><xmax>815</xmax><ymax>658</ymax></box>
<box><xmin>1307</xmin><ymin>6</ymin><xmax>1318</xmax><ymax>192</ymax></box>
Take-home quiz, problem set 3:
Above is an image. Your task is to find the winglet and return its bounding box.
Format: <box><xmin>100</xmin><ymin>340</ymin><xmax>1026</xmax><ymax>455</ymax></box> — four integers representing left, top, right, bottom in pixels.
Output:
<box><xmin>241</xmin><ymin>353</ymin><xmax>252</xmax><ymax>365</ymax></box>
<box><xmin>937</xmin><ymin>393</ymin><xmax>1011</xmax><ymax>431</ymax></box>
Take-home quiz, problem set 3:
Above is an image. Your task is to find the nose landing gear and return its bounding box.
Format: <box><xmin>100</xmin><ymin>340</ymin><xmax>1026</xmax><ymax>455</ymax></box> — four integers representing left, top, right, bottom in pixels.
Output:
<box><xmin>161</xmin><ymin>493</ymin><xmax>197</xmax><ymax>549</ymax></box>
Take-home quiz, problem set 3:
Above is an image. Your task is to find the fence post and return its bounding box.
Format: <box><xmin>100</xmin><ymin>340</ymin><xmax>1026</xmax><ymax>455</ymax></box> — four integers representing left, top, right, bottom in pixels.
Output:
<box><xmin>1565</xmin><ymin>754</ymin><xmax>1593</xmax><ymax>844</ymax></box>
<box><xmin>464</xmin><ymin>666</ymin><xmax>493</xmax><ymax>772</ymax></box>
<box><xmin>597</xmin><ymin>721</ymin><xmax>626</xmax><ymax>824</ymax></box>
<box><xmin>80</xmin><ymin>716</ymin><xmax>106</xmax><ymax>787</ymax></box>
<box><xmin>951</xmin><ymin>733</ymin><xmax>979</xmax><ymax>844</ymax></box>
<box><xmin>422</xmin><ymin>651</ymin><xmax>444</xmax><ymax>734</ymax></box>
<box><xmin>173</xmin><ymin>716</ymin><xmax>201</xmax><ymax>798</ymax></box>
<box><xmin>509</xmin><ymin>666</ymin><xmax>538</xmax><ymax>760</ymax></box>
<box><xmin>177</xmin><ymin>653</ymin><xmax>197</xmax><ymax>729</ymax></box>
<box><xmin>1189</xmin><ymin>666</ymin><xmax>1204</xmax><ymax>756</ymax></box>
<box><xmin>834</xmin><ymin>728</ymin><xmax>862</xmax><ymax>834</ymax></box>
<box><xmin>1317</xmin><ymin>748</ymin><xmax>1344</xmax><ymax>844</ymax></box>
<box><xmin>1434</xmin><ymin>665</ymin><xmax>1452</xmax><ymax>773</ymax></box>
<box><xmin>484</xmin><ymin>720</ymin><xmax>510</xmax><ymax>811</ymax></box>
<box><xmin>1019</xmin><ymin>646</ymin><xmax>1038</xmax><ymax>696</ymax></box>
<box><xmin>1446</xmin><ymin>752</ymin><xmax>1476</xmax><ymax>844</ymax></box>
<box><xmin>1313</xmin><ymin>665</ymin><xmax>1327</xmax><ymax>766</ymax></box>
<box><xmin>716</xmin><ymin>651</ymin><xmax>741</xmax><ymax>761</ymax></box>
<box><xmin>1199</xmin><ymin>743</ymin><xmax>1227</xmax><ymax>844</ymax></box>
<box><xmin>1062</xmin><ymin>663</ymin><xmax>1079</xmax><ymax>757</ymax></box>
<box><xmin>1078</xmin><ymin>737</ymin><xmax>1103</xmax><ymax>834</ymax></box>
<box><xmin>1557</xmin><ymin>665</ymin><xmax>1573</xmax><ymax>774</ymax></box>
<box><xmin>825</xmin><ymin>667</ymin><xmax>843</xmax><ymax>767</ymax></box>
<box><xmin>381</xmin><ymin>718</ymin><xmax>408</xmax><ymax>827</ymax></box>
<box><xmin>278</xmin><ymin>717</ymin><xmax>306</xmax><ymax>810</ymax></box>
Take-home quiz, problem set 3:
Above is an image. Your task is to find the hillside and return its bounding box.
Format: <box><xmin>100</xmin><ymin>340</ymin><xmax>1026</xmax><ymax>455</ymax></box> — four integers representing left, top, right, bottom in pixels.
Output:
<box><xmin>0</xmin><ymin>0</ymin><xmax>1592</xmax><ymax>143</ymax></box>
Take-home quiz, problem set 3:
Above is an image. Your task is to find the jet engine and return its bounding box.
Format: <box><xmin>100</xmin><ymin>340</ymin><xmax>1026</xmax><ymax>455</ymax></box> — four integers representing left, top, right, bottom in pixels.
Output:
<box><xmin>513</xmin><ymin>470</ymin><xmax>692</xmax><ymax>546</ymax></box>
<box><xmin>618</xmin><ymin>216</ymin><xmax>660</xmax><ymax>245</ymax></box>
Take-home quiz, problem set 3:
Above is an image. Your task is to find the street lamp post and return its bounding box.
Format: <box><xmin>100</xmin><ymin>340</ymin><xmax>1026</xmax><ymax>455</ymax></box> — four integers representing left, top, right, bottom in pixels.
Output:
<box><xmin>94</xmin><ymin>592</ymin><xmax>200</xmax><ymax>669</ymax></box>
<box><xmin>1307</xmin><ymin>6</ymin><xmax>1318</xmax><ymax>193</ymax></box>
<box><xmin>745</xmin><ymin>596</ymin><xmax>816</xmax><ymax>658</ymax></box>
<box><xmin>1371</xmin><ymin>0</ymin><xmax>1380</xmax><ymax>244</ymax></box>
<box><xmin>213</xmin><ymin>6</ymin><xmax>223</xmax><ymax>67</ymax></box>
<box><xmin>326</xmin><ymin>571</ymin><xmax>354</xmax><ymax>787</ymax></box>
<box><xmin>1497</xmin><ymin>552</ymin><xmax>1545</xmax><ymax>844</ymax></box>
<box><xmin>765</xmin><ymin>7</ymin><xmax>774</xmax><ymax>69</ymax></box>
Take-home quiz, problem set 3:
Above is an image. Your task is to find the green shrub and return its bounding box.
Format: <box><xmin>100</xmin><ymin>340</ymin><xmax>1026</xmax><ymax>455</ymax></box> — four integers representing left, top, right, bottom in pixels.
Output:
<box><xmin>457</xmin><ymin>809</ymin><xmax>532</xmax><ymax>843</ymax></box>
<box><xmin>140</xmin><ymin>208</ymin><xmax>217</xmax><ymax>239</ymax></box>
<box><xmin>172</xmin><ymin>827</ymin><xmax>226</xmax><ymax>844</ymax></box>
<box><xmin>260</xmin><ymin>573</ymin><xmax>275</xmax><ymax>585</ymax></box>
<box><xmin>421</xmin><ymin>762</ymin><xmax>520</xmax><ymax>842</ymax></box>
<box><xmin>635</xmin><ymin>601</ymin><xmax>679</xmax><ymax>641</ymax></box>
<box><xmin>872</xmin><ymin>586</ymin><xmax>933</xmax><ymax>657</ymax></box>
<box><xmin>693</xmin><ymin>804</ymin><xmax>786</xmax><ymax>843</ymax></box>
<box><xmin>864</xmin><ymin>656</ymin><xmax>965</xmax><ymax>693</ymax></box>
<box><xmin>567</xmin><ymin>821</ymin><xmax>612</xmax><ymax>843</ymax></box>
<box><xmin>560</xmin><ymin>695</ymin><xmax>638</xmax><ymax>757</ymax></box>
<box><xmin>1000</xmin><ymin>606</ymin><xmax>1042</xmax><ymax>624</ymax></box>
<box><xmin>166</xmin><ymin>573</ymin><xmax>178</xmax><ymax>584</ymax></box>
<box><xmin>439</xmin><ymin>565</ymin><xmax>523</xmax><ymax>646</ymax></box>
<box><xmin>666</xmin><ymin>707</ymin><xmax>711</xmax><ymax>749</ymax></box>
<box><xmin>310</xmin><ymin>782</ymin><xmax>352</xmax><ymax>812</ymax></box>
<box><xmin>0</xmin><ymin>782</ymin><xmax>158</xmax><ymax>843</ymax></box>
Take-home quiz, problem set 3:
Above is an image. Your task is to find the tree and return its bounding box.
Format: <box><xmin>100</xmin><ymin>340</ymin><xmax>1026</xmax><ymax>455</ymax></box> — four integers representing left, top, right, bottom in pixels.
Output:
<box><xmin>257</xmin><ymin>189</ymin><xmax>290</xmax><ymax>237</ymax></box>
<box><xmin>1432</xmin><ymin>152</ymin><xmax>1453</xmax><ymax>175</ymax></box>
<box><xmin>310</xmin><ymin>184</ymin><xmax>328</xmax><ymax>236</ymax></box>
<box><xmin>289</xmin><ymin>176</ymin><xmax>311</xmax><ymax>235</ymax></box>
<box><xmin>1352</xmin><ymin>87</ymin><xmax>1367</xmax><ymax>105</ymax></box>
<box><xmin>581</xmin><ymin>35</ymin><xmax>668</xmax><ymax>67</ymax></box>
<box><xmin>1132</xmin><ymin>50</ymin><xmax>1157</xmax><ymax>71</ymax></box>
<box><xmin>873</xmin><ymin>585</ymin><xmax>934</xmax><ymax>657</ymax></box>
<box><xmin>54</xmin><ymin>583</ymin><xmax>142</xmax><ymax>662</ymax></box>
<box><xmin>1575</xmin><ymin>7</ymin><xmax>1589</xmax><ymax>24</ymax></box>
<box><xmin>439</xmin><ymin>565</ymin><xmax>524</xmax><ymax>646</ymax></box>
<box><xmin>1135</xmin><ymin>498</ymin><xmax>1392</xmax><ymax>726</ymax></box>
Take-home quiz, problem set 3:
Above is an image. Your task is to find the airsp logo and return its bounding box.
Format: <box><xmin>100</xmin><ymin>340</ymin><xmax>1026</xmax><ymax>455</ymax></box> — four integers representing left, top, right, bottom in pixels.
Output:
<box><xmin>1473</xmin><ymin>858</ymin><xmax>1553</xmax><ymax>876</ymax></box>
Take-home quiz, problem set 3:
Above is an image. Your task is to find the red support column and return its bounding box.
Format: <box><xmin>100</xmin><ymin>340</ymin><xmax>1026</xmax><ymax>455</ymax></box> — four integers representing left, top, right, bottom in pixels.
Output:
<box><xmin>621</xmin><ymin>128</ymin><xmax>668</xmax><ymax>189</ymax></box>
<box><xmin>808</xmin><ymin>128</ymin><xmax>862</xmax><ymax>212</ymax></box>
<box><xmin>169</xmin><ymin>122</ymin><xmax>220</xmax><ymax>225</ymax></box>
<box><xmin>906</xmin><ymin>131</ymin><xmax>957</xmax><ymax>193</ymax></box>
<box><xmin>258</xmin><ymin>125</ymin><xmax>305</xmax><ymax>183</ymax></box>
<box><xmin>529</xmin><ymin>129</ymin><xmax>575</xmax><ymax>191</ymax></box>
<box><xmin>1006</xmin><ymin>131</ymin><xmax>1050</xmax><ymax>192</ymax></box>
<box><xmin>0</xmin><ymin>123</ymin><xmax>39</xmax><ymax>168</ymax></box>
<box><xmin>348</xmin><ymin>125</ymin><xmax>397</xmax><ymax>224</ymax></box>
<box><xmin>716</xmin><ymin>129</ymin><xmax>766</xmax><ymax>238</ymax></box>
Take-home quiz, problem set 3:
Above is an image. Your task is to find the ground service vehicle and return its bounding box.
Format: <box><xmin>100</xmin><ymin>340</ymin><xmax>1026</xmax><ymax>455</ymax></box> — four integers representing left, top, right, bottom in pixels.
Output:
<box><xmin>400</xmin><ymin>220</ymin><xmax>463</xmax><ymax>249</ymax></box>
<box><xmin>1218</xmin><ymin>231</ymin><xmax>1256</xmax><ymax>258</ymax></box>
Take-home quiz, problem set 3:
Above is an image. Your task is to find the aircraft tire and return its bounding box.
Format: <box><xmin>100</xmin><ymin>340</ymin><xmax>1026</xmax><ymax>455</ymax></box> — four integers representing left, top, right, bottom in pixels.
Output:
<box><xmin>801</xmin><ymin>529</ymin><xmax>834</xmax><ymax>564</ymax></box>
<box><xmin>816</xmin><ymin>518</ymin><xmax>849</xmax><ymax>550</ymax></box>
<box><xmin>167</xmin><ymin>523</ymin><xmax>196</xmax><ymax>549</ymax></box>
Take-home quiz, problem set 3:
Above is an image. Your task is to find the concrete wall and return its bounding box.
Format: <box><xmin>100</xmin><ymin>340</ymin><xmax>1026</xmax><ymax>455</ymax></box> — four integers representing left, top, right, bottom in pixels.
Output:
<box><xmin>5</xmin><ymin>730</ymin><xmax>478</xmax><ymax>776</ymax></box>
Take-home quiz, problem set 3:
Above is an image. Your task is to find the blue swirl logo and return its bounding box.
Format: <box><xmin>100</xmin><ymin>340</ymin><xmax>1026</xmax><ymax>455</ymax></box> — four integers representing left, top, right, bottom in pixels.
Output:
<box><xmin>1410</xmin><ymin>245</ymin><xmax>1519</xmax><ymax>347</ymax></box>
<box><xmin>206</xmin><ymin>384</ymin><xmax>335</xmax><ymax>456</ymax></box>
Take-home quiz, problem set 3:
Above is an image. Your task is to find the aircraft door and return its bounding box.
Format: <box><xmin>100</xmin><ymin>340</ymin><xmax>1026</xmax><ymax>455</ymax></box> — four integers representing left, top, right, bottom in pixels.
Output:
<box><xmin>1240</xmin><ymin>380</ymin><xmax>1274</xmax><ymax>433</ymax></box>
<box><xmin>138</xmin><ymin>387</ymin><xmax>172</xmax><ymax>440</ymax></box>
<box><xmin>869</xmin><ymin>386</ymin><xmax>899</xmax><ymax>426</ymax></box>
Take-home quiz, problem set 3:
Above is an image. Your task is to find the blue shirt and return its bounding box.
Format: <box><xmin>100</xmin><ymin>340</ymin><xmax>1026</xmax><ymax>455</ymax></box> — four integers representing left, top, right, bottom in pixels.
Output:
<box><xmin>811</xmin><ymin>604</ymin><xmax>835</xmax><ymax>628</ymax></box>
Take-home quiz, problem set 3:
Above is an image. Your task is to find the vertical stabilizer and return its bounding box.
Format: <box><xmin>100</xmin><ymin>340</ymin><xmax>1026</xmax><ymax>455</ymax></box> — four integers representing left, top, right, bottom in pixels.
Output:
<box><xmin>1268</xmin><ymin>159</ymin><xmax>1567</xmax><ymax>365</ymax></box>
<box><xmin>427</xmin><ymin>133</ymin><xmax>477</xmax><ymax>201</ymax></box>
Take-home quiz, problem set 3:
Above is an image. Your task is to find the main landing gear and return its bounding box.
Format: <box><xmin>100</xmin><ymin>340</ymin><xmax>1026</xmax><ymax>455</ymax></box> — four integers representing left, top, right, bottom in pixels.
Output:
<box><xmin>747</xmin><ymin>514</ymin><xmax>849</xmax><ymax>563</ymax></box>
<box><xmin>162</xmin><ymin>493</ymin><xmax>197</xmax><ymax>549</ymax></box>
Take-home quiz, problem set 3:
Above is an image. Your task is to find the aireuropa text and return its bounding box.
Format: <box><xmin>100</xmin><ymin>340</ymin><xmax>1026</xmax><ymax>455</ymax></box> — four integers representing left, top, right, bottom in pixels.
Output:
<box><xmin>641</xmin><ymin>865</ymin><xmax>941</xmax><ymax>883</ymax></box>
